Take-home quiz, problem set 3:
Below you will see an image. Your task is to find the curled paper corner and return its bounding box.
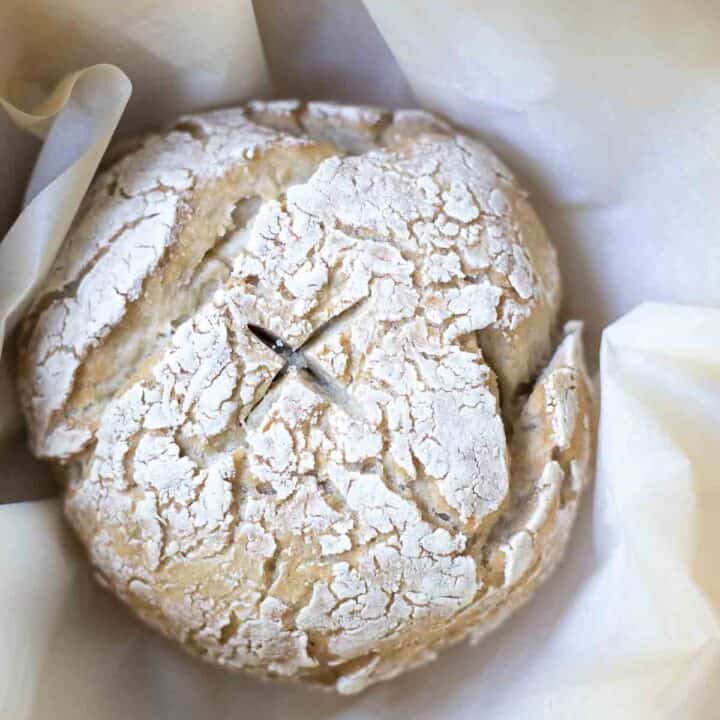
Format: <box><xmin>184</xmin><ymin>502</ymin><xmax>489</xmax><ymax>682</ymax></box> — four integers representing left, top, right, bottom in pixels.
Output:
<box><xmin>0</xmin><ymin>64</ymin><xmax>131</xmax><ymax>352</ymax></box>
<box><xmin>2</xmin><ymin>66</ymin><xmax>102</xmax><ymax>139</ymax></box>
<box><xmin>0</xmin><ymin>63</ymin><xmax>131</xmax><ymax>139</ymax></box>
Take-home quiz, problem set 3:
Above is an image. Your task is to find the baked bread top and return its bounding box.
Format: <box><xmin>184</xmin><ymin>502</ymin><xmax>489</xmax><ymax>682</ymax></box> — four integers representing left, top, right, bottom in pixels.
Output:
<box><xmin>17</xmin><ymin>100</ymin><xmax>593</xmax><ymax>693</ymax></box>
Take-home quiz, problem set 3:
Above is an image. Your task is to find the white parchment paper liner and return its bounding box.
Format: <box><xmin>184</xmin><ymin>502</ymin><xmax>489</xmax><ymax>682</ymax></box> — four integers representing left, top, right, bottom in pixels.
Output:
<box><xmin>1</xmin><ymin>2</ymin><xmax>719</xmax><ymax>718</ymax></box>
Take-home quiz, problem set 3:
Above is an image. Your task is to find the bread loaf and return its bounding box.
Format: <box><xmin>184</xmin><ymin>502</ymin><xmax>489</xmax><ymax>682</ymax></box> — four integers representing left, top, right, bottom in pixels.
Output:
<box><xmin>17</xmin><ymin>100</ymin><xmax>594</xmax><ymax>693</ymax></box>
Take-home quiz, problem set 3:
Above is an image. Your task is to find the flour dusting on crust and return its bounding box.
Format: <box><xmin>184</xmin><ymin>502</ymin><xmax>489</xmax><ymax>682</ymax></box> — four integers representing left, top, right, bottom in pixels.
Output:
<box><xmin>17</xmin><ymin>101</ymin><xmax>593</xmax><ymax>694</ymax></box>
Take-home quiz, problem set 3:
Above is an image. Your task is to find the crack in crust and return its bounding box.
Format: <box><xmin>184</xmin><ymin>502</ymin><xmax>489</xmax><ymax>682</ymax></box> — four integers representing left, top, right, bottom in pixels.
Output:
<box><xmin>17</xmin><ymin>100</ymin><xmax>594</xmax><ymax>694</ymax></box>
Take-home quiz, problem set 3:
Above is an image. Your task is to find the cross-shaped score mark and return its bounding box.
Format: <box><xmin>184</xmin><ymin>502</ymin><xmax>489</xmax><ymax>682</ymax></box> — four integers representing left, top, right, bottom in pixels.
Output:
<box><xmin>246</xmin><ymin>322</ymin><xmax>358</xmax><ymax>417</ymax></box>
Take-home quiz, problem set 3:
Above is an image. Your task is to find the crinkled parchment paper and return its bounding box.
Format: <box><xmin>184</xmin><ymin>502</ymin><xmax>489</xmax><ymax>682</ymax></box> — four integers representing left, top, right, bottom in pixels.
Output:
<box><xmin>1</xmin><ymin>2</ymin><xmax>719</xmax><ymax>718</ymax></box>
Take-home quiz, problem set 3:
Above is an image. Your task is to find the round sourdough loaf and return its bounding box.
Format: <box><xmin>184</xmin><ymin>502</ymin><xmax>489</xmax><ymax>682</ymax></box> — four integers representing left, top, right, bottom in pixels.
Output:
<box><xmin>17</xmin><ymin>100</ymin><xmax>593</xmax><ymax>693</ymax></box>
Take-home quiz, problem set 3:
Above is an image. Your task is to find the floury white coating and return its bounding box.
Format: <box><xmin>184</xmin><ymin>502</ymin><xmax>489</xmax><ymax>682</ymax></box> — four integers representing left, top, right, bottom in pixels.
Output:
<box><xmin>17</xmin><ymin>100</ymin><xmax>593</xmax><ymax>693</ymax></box>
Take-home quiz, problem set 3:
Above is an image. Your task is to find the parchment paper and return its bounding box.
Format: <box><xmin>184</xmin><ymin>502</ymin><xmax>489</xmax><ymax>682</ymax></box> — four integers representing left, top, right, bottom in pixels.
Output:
<box><xmin>1</xmin><ymin>2</ymin><xmax>719</xmax><ymax>718</ymax></box>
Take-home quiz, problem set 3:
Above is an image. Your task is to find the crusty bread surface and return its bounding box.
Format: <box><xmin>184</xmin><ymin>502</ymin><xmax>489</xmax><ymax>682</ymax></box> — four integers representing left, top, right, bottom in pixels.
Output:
<box><xmin>17</xmin><ymin>100</ymin><xmax>594</xmax><ymax>693</ymax></box>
